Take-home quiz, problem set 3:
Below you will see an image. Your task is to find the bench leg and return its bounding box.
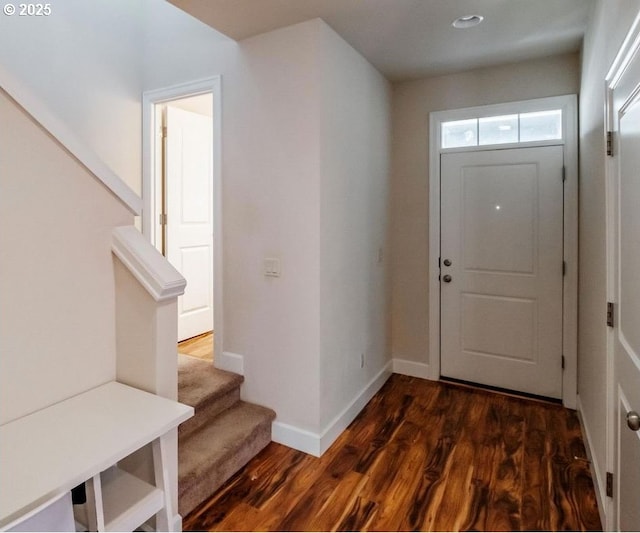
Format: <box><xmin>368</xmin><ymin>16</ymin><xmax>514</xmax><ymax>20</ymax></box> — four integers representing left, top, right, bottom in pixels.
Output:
<box><xmin>152</xmin><ymin>435</ymin><xmax>174</xmax><ymax>532</ymax></box>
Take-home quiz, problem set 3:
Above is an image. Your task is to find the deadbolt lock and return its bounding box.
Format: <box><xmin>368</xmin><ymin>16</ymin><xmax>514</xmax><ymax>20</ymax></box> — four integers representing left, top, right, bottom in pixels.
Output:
<box><xmin>443</xmin><ymin>259</ymin><xmax>452</xmax><ymax>266</ymax></box>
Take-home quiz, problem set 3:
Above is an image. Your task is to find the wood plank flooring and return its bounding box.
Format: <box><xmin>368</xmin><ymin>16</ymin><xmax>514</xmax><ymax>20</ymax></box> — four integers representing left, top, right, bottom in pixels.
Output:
<box><xmin>182</xmin><ymin>374</ymin><xmax>601</xmax><ymax>532</ymax></box>
<box><xmin>178</xmin><ymin>331</ymin><xmax>214</xmax><ymax>361</ymax></box>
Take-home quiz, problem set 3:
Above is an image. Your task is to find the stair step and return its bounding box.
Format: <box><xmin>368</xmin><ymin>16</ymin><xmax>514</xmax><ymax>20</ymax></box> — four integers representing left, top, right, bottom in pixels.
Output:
<box><xmin>178</xmin><ymin>355</ymin><xmax>243</xmax><ymax>439</ymax></box>
<box><xmin>178</xmin><ymin>401</ymin><xmax>276</xmax><ymax>517</ymax></box>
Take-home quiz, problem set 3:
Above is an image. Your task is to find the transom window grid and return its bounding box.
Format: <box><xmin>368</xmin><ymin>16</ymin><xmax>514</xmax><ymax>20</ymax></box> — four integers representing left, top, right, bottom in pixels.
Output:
<box><xmin>441</xmin><ymin>109</ymin><xmax>562</xmax><ymax>149</ymax></box>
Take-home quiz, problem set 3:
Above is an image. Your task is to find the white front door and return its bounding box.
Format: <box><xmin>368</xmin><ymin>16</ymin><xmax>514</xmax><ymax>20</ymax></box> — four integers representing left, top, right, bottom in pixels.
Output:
<box><xmin>440</xmin><ymin>146</ymin><xmax>564</xmax><ymax>398</ymax></box>
<box><xmin>610</xmin><ymin>29</ymin><xmax>640</xmax><ymax>531</ymax></box>
<box><xmin>165</xmin><ymin>105</ymin><xmax>214</xmax><ymax>342</ymax></box>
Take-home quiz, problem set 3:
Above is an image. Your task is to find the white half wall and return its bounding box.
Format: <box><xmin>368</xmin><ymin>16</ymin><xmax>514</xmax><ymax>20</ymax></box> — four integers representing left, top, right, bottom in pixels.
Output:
<box><xmin>0</xmin><ymin>89</ymin><xmax>132</xmax><ymax>424</ymax></box>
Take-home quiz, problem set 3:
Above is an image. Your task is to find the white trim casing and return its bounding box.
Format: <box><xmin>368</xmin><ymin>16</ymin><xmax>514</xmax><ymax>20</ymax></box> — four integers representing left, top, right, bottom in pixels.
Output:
<box><xmin>428</xmin><ymin>95</ymin><xmax>579</xmax><ymax>408</ymax></box>
<box><xmin>272</xmin><ymin>362</ymin><xmax>393</xmax><ymax>457</ymax></box>
<box><xmin>142</xmin><ymin>77</ymin><xmax>224</xmax><ymax>363</ymax></box>
<box><xmin>0</xmin><ymin>64</ymin><xmax>141</xmax><ymax>215</ymax></box>
<box><xmin>112</xmin><ymin>226</ymin><xmax>186</xmax><ymax>302</ymax></box>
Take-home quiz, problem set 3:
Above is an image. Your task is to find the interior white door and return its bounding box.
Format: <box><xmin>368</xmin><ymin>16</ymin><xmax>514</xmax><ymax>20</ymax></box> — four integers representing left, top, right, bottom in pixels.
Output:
<box><xmin>440</xmin><ymin>146</ymin><xmax>564</xmax><ymax>398</ymax></box>
<box><xmin>165</xmin><ymin>105</ymin><xmax>214</xmax><ymax>342</ymax></box>
<box><xmin>610</xmin><ymin>36</ymin><xmax>640</xmax><ymax>531</ymax></box>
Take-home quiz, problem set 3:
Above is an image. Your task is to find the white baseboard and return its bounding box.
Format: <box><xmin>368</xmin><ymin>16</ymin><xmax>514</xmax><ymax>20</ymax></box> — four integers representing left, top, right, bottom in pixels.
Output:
<box><xmin>216</xmin><ymin>351</ymin><xmax>244</xmax><ymax>375</ymax></box>
<box><xmin>576</xmin><ymin>395</ymin><xmax>608</xmax><ymax>529</ymax></box>
<box><xmin>319</xmin><ymin>361</ymin><xmax>393</xmax><ymax>455</ymax></box>
<box><xmin>392</xmin><ymin>358</ymin><xmax>430</xmax><ymax>379</ymax></box>
<box><xmin>272</xmin><ymin>361</ymin><xmax>393</xmax><ymax>457</ymax></box>
<box><xmin>272</xmin><ymin>421</ymin><xmax>322</xmax><ymax>456</ymax></box>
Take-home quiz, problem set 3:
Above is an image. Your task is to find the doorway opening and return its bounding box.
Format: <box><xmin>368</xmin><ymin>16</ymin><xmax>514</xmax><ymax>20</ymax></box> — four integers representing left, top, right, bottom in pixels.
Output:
<box><xmin>142</xmin><ymin>78</ymin><xmax>222</xmax><ymax>365</ymax></box>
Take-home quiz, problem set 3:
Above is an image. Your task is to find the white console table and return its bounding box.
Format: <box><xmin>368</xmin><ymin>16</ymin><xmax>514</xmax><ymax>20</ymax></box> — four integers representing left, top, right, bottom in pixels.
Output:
<box><xmin>0</xmin><ymin>382</ymin><xmax>193</xmax><ymax>532</ymax></box>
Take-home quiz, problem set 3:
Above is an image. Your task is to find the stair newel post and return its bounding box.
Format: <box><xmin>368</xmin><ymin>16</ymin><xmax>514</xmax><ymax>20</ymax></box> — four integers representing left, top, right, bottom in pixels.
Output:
<box><xmin>112</xmin><ymin>226</ymin><xmax>186</xmax><ymax>530</ymax></box>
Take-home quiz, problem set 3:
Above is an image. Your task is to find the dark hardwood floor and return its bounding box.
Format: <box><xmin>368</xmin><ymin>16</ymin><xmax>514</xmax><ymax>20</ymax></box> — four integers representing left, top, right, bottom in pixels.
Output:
<box><xmin>183</xmin><ymin>374</ymin><xmax>601</xmax><ymax>532</ymax></box>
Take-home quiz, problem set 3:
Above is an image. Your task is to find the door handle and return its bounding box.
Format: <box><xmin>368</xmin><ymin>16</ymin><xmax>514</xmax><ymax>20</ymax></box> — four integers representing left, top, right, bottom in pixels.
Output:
<box><xmin>442</xmin><ymin>274</ymin><xmax>452</xmax><ymax>283</ymax></box>
<box><xmin>627</xmin><ymin>411</ymin><xmax>640</xmax><ymax>431</ymax></box>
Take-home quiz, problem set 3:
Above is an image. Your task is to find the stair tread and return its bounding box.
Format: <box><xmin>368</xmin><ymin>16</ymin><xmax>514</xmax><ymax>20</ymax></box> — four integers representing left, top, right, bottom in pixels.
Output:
<box><xmin>179</xmin><ymin>401</ymin><xmax>276</xmax><ymax>481</ymax></box>
<box><xmin>178</xmin><ymin>354</ymin><xmax>243</xmax><ymax>408</ymax></box>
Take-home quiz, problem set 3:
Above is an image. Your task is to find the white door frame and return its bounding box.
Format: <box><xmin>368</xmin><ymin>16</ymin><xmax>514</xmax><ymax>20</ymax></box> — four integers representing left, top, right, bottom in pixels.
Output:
<box><xmin>142</xmin><ymin>77</ymin><xmax>223</xmax><ymax>363</ymax></box>
<box><xmin>428</xmin><ymin>94</ymin><xmax>578</xmax><ymax>408</ymax></box>
<box><xmin>604</xmin><ymin>12</ymin><xmax>640</xmax><ymax>530</ymax></box>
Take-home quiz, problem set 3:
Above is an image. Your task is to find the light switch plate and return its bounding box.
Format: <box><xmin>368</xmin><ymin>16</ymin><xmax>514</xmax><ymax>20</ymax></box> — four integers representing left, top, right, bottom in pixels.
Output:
<box><xmin>264</xmin><ymin>258</ymin><xmax>281</xmax><ymax>277</ymax></box>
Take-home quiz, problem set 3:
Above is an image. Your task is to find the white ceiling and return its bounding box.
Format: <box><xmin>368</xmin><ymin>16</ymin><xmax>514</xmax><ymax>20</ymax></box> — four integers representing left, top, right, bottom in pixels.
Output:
<box><xmin>169</xmin><ymin>0</ymin><xmax>593</xmax><ymax>81</ymax></box>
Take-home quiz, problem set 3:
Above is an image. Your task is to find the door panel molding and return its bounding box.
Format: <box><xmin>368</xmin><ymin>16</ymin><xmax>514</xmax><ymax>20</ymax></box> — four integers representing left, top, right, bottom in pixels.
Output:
<box><xmin>165</xmin><ymin>105</ymin><xmax>214</xmax><ymax>341</ymax></box>
<box><xmin>428</xmin><ymin>94</ymin><xmax>578</xmax><ymax>408</ymax></box>
<box><xmin>440</xmin><ymin>146</ymin><xmax>563</xmax><ymax>398</ymax></box>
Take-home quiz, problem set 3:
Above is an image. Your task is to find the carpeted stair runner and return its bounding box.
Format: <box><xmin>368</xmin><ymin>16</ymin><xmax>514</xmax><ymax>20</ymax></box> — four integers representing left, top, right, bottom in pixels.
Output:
<box><xmin>177</xmin><ymin>355</ymin><xmax>275</xmax><ymax>517</ymax></box>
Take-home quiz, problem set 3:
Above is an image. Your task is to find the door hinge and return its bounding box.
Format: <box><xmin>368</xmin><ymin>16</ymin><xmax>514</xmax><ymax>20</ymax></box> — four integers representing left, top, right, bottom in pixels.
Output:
<box><xmin>606</xmin><ymin>471</ymin><xmax>613</xmax><ymax>497</ymax></box>
<box><xmin>606</xmin><ymin>131</ymin><xmax>613</xmax><ymax>156</ymax></box>
<box><xmin>162</xmin><ymin>126</ymin><xmax>168</xmax><ymax>139</ymax></box>
<box><xmin>562</xmin><ymin>166</ymin><xmax>566</xmax><ymax>182</ymax></box>
<box><xmin>562</xmin><ymin>261</ymin><xmax>567</xmax><ymax>276</ymax></box>
<box><xmin>159</xmin><ymin>213</ymin><xmax>167</xmax><ymax>225</ymax></box>
<box><xmin>607</xmin><ymin>301</ymin><xmax>614</xmax><ymax>328</ymax></box>
<box><xmin>561</xmin><ymin>355</ymin><xmax>565</xmax><ymax>370</ymax></box>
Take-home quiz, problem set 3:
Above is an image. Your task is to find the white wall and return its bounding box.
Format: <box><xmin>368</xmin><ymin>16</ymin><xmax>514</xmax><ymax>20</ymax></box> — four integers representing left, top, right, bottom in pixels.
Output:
<box><xmin>141</xmin><ymin>0</ymin><xmax>236</xmax><ymax>92</ymax></box>
<box><xmin>0</xmin><ymin>89</ymin><xmax>132</xmax><ymax>424</ymax></box>
<box><xmin>0</xmin><ymin>2</ymin><xmax>392</xmax><ymax>451</ymax></box>
<box><xmin>0</xmin><ymin>0</ymin><xmax>234</xmax><ymax>196</ymax></box>
<box><xmin>0</xmin><ymin>0</ymin><xmax>143</xmax><ymax>193</ymax></box>
<box><xmin>578</xmin><ymin>0</ymin><xmax>640</xmax><ymax>516</ymax></box>
<box><xmin>223</xmin><ymin>20</ymin><xmax>323</xmax><ymax>433</ymax></box>
<box><xmin>318</xmin><ymin>23</ymin><xmax>392</xmax><ymax>429</ymax></box>
<box><xmin>144</xmin><ymin>14</ymin><xmax>393</xmax><ymax>445</ymax></box>
<box><xmin>390</xmin><ymin>53</ymin><xmax>580</xmax><ymax>368</ymax></box>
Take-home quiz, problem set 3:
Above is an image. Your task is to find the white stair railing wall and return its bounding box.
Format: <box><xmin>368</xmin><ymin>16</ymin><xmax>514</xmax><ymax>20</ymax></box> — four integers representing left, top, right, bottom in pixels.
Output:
<box><xmin>0</xmin><ymin>64</ymin><xmax>187</xmax><ymax>529</ymax></box>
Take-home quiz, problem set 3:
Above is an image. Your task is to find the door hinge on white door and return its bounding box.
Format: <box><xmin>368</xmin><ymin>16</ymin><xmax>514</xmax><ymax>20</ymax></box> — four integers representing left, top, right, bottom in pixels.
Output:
<box><xmin>562</xmin><ymin>166</ymin><xmax>566</xmax><ymax>182</ymax></box>
<box><xmin>607</xmin><ymin>302</ymin><xmax>614</xmax><ymax>327</ymax></box>
<box><xmin>562</xmin><ymin>261</ymin><xmax>567</xmax><ymax>276</ymax></box>
<box><xmin>606</xmin><ymin>131</ymin><xmax>613</xmax><ymax>156</ymax></box>
<box><xmin>159</xmin><ymin>213</ymin><xmax>167</xmax><ymax>225</ymax></box>
<box><xmin>606</xmin><ymin>471</ymin><xmax>613</xmax><ymax>497</ymax></box>
<box><xmin>561</xmin><ymin>355</ymin><xmax>565</xmax><ymax>370</ymax></box>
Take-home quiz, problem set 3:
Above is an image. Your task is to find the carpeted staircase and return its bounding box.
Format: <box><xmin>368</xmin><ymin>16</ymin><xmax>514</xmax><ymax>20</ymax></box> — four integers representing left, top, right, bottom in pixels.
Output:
<box><xmin>177</xmin><ymin>355</ymin><xmax>276</xmax><ymax>517</ymax></box>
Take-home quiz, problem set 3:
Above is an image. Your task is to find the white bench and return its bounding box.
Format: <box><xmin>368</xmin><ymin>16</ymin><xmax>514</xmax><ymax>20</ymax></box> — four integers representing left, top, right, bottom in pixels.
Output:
<box><xmin>0</xmin><ymin>382</ymin><xmax>193</xmax><ymax>532</ymax></box>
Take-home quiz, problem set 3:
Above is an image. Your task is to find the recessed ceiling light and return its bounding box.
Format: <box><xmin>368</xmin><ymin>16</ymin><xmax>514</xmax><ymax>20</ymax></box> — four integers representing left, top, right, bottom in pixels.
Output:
<box><xmin>452</xmin><ymin>15</ymin><xmax>484</xmax><ymax>29</ymax></box>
